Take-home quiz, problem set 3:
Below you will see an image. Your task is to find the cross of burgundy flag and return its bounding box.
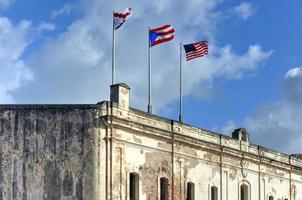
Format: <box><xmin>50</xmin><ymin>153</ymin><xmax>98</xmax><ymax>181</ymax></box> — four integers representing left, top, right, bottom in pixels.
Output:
<box><xmin>183</xmin><ymin>41</ymin><xmax>208</xmax><ymax>61</ymax></box>
<box><xmin>149</xmin><ymin>25</ymin><xmax>175</xmax><ymax>47</ymax></box>
<box><xmin>113</xmin><ymin>8</ymin><xmax>133</xmax><ymax>30</ymax></box>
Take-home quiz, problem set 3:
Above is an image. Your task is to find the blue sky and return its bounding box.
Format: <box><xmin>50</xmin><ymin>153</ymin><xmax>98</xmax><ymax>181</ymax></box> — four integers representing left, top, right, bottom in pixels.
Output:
<box><xmin>1</xmin><ymin>0</ymin><xmax>302</xmax><ymax>154</ymax></box>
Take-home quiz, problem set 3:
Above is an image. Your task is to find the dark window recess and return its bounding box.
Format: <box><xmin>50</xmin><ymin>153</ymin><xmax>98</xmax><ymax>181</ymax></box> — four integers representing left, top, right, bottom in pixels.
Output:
<box><xmin>240</xmin><ymin>184</ymin><xmax>249</xmax><ymax>200</ymax></box>
<box><xmin>130</xmin><ymin>173</ymin><xmax>139</xmax><ymax>200</ymax></box>
<box><xmin>160</xmin><ymin>177</ymin><xmax>169</xmax><ymax>200</ymax></box>
<box><xmin>211</xmin><ymin>186</ymin><xmax>218</xmax><ymax>200</ymax></box>
<box><xmin>269</xmin><ymin>196</ymin><xmax>274</xmax><ymax>200</ymax></box>
<box><xmin>186</xmin><ymin>182</ymin><xmax>195</xmax><ymax>200</ymax></box>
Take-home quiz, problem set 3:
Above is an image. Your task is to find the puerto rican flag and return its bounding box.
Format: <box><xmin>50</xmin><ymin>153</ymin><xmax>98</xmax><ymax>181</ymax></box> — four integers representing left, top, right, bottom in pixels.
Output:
<box><xmin>149</xmin><ymin>25</ymin><xmax>175</xmax><ymax>47</ymax></box>
<box><xmin>113</xmin><ymin>8</ymin><xmax>133</xmax><ymax>30</ymax></box>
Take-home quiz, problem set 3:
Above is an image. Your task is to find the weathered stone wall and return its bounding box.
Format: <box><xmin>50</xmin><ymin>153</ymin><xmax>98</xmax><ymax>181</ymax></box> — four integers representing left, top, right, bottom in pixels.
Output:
<box><xmin>108</xmin><ymin>104</ymin><xmax>302</xmax><ymax>200</ymax></box>
<box><xmin>0</xmin><ymin>105</ymin><xmax>105</xmax><ymax>200</ymax></box>
<box><xmin>1</xmin><ymin>84</ymin><xmax>302</xmax><ymax>200</ymax></box>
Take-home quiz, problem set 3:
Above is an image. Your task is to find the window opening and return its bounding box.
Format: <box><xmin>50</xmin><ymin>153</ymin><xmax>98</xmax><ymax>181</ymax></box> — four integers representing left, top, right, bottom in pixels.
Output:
<box><xmin>130</xmin><ymin>173</ymin><xmax>139</xmax><ymax>200</ymax></box>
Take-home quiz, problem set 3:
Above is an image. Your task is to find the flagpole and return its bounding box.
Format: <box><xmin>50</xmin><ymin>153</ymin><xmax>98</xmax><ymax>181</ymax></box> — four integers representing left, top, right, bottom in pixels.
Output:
<box><xmin>179</xmin><ymin>43</ymin><xmax>183</xmax><ymax>122</ymax></box>
<box><xmin>148</xmin><ymin>27</ymin><xmax>152</xmax><ymax>114</ymax></box>
<box><xmin>112</xmin><ymin>11</ymin><xmax>116</xmax><ymax>85</ymax></box>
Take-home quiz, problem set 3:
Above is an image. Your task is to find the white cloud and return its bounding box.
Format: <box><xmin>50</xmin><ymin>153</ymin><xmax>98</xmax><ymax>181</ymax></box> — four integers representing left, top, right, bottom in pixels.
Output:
<box><xmin>0</xmin><ymin>0</ymin><xmax>11</xmax><ymax>9</ymax></box>
<box><xmin>233</xmin><ymin>2</ymin><xmax>256</xmax><ymax>20</ymax></box>
<box><xmin>216</xmin><ymin>67</ymin><xmax>302</xmax><ymax>154</ymax></box>
<box><xmin>51</xmin><ymin>4</ymin><xmax>72</xmax><ymax>18</ymax></box>
<box><xmin>0</xmin><ymin>17</ymin><xmax>33</xmax><ymax>103</ymax></box>
<box><xmin>12</xmin><ymin>0</ymin><xmax>271</xmax><ymax>111</ymax></box>
<box><xmin>285</xmin><ymin>67</ymin><xmax>302</xmax><ymax>79</ymax></box>
<box><xmin>221</xmin><ymin>121</ymin><xmax>237</xmax><ymax>135</ymax></box>
<box><xmin>213</xmin><ymin>120</ymin><xmax>237</xmax><ymax>136</ymax></box>
<box><xmin>38</xmin><ymin>21</ymin><xmax>56</xmax><ymax>32</ymax></box>
<box><xmin>214</xmin><ymin>45</ymin><xmax>272</xmax><ymax>79</ymax></box>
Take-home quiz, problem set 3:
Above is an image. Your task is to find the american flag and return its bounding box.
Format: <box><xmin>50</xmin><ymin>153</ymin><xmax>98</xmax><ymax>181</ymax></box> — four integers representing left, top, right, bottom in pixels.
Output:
<box><xmin>183</xmin><ymin>41</ymin><xmax>208</xmax><ymax>61</ymax></box>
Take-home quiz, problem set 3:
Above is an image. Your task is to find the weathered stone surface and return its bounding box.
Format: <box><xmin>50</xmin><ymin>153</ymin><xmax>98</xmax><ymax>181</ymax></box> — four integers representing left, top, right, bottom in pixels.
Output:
<box><xmin>0</xmin><ymin>84</ymin><xmax>302</xmax><ymax>200</ymax></box>
<box><xmin>0</xmin><ymin>150</ymin><xmax>3</xmax><ymax>200</ymax></box>
<box><xmin>0</xmin><ymin>105</ymin><xmax>101</xmax><ymax>200</ymax></box>
<box><xmin>43</xmin><ymin>160</ymin><xmax>61</xmax><ymax>200</ymax></box>
<box><xmin>63</xmin><ymin>170</ymin><xmax>73</xmax><ymax>196</ymax></box>
<box><xmin>76</xmin><ymin>177</ymin><xmax>83</xmax><ymax>200</ymax></box>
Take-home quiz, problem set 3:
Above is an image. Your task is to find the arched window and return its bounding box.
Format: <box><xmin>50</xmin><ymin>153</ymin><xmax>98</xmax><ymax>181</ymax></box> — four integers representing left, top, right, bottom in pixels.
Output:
<box><xmin>269</xmin><ymin>196</ymin><xmax>274</xmax><ymax>200</ymax></box>
<box><xmin>160</xmin><ymin>177</ymin><xmax>169</xmax><ymax>200</ymax></box>
<box><xmin>211</xmin><ymin>186</ymin><xmax>218</xmax><ymax>200</ymax></box>
<box><xmin>240</xmin><ymin>184</ymin><xmax>249</xmax><ymax>200</ymax></box>
<box><xmin>186</xmin><ymin>182</ymin><xmax>195</xmax><ymax>200</ymax></box>
<box><xmin>130</xmin><ymin>173</ymin><xmax>139</xmax><ymax>200</ymax></box>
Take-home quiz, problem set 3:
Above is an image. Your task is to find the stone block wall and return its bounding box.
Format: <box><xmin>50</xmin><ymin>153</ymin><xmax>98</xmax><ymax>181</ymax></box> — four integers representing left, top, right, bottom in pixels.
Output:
<box><xmin>0</xmin><ymin>105</ymin><xmax>104</xmax><ymax>200</ymax></box>
<box><xmin>0</xmin><ymin>99</ymin><xmax>302</xmax><ymax>200</ymax></box>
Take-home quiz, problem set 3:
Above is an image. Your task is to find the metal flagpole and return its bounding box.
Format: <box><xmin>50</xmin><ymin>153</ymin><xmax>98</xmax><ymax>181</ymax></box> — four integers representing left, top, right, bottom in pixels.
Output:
<box><xmin>112</xmin><ymin>11</ymin><xmax>116</xmax><ymax>85</ymax></box>
<box><xmin>179</xmin><ymin>43</ymin><xmax>183</xmax><ymax>122</ymax></box>
<box><xmin>148</xmin><ymin>27</ymin><xmax>152</xmax><ymax>113</ymax></box>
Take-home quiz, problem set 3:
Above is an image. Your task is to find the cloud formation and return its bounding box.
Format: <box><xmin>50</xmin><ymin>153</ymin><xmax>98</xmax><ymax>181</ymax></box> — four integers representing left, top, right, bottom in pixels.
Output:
<box><xmin>0</xmin><ymin>0</ymin><xmax>11</xmax><ymax>9</ymax></box>
<box><xmin>37</xmin><ymin>21</ymin><xmax>56</xmax><ymax>32</ymax></box>
<box><xmin>247</xmin><ymin>67</ymin><xmax>302</xmax><ymax>154</ymax></box>
<box><xmin>214</xmin><ymin>45</ymin><xmax>272</xmax><ymax>79</ymax></box>
<box><xmin>11</xmin><ymin>0</ymin><xmax>272</xmax><ymax>113</ymax></box>
<box><xmin>233</xmin><ymin>2</ymin><xmax>256</xmax><ymax>20</ymax></box>
<box><xmin>51</xmin><ymin>4</ymin><xmax>72</xmax><ymax>18</ymax></box>
<box><xmin>219</xmin><ymin>67</ymin><xmax>302</xmax><ymax>154</ymax></box>
<box><xmin>0</xmin><ymin>17</ymin><xmax>33</xmax><ymax>103</ymax></box>
<box><xmin>220</xmin><ymin>120</ymin><xmax>237</xmax><ymax>135</ymax></box>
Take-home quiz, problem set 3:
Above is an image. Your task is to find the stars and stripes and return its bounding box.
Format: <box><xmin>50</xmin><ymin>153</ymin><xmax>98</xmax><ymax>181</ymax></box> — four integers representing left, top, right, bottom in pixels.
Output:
<box><xmin>110</xmin><ymin>6</ymin><xmax>210</xmax><ymax>117</ymax></box>
<box><xmin>149</xmin><ymin>25</ymin><xmax>175</xmax><ymax>47</ymax></box>
<box><xmin>113</xmin><ymin>8</ymin><xmax>133</xmax><ymax>30</ymax></box>
<box><xmin>183</xmin><ymin>41</ymin><xmax>208</xmax><ymax>61</ymax></box>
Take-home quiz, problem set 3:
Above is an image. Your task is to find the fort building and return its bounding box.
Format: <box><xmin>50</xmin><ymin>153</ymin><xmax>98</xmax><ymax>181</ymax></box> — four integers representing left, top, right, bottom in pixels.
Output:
<box><xmin>0</xmin><ymin>83</ymin><xmax>302</xmax><ymax>200</ymax></box>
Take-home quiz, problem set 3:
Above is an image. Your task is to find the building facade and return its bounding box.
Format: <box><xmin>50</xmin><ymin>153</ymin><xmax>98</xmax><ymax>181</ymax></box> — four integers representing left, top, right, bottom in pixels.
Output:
<box><xmin>0</xmin><ymin>83</ymin><xmax>302</xmax><ymax>200</ymax></box>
